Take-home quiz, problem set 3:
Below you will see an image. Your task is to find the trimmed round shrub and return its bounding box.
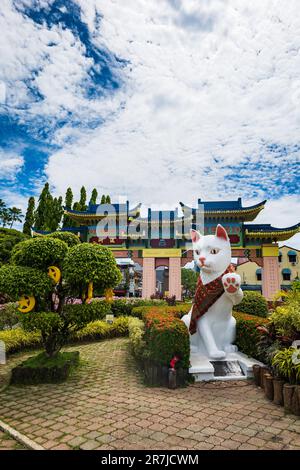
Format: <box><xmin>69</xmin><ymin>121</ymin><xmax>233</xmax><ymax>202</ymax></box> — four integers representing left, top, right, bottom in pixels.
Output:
<box><xmin>0</xmin><ymin>228</ymin><xmax>29</xmax><ymax>264</ymax></box>
<box><xmin>47</xmin><ymin>231</ymin><xmax>80</xmax><ymax>247</ymax></box>
<box><xmin>12</xmin><ymin>237</ymin><xmax>68</xmax><ymax>270</ymax></box>
<box><xmin>63</xmin><ymin>243</ymin><xmax>122</xmax><ymax>293</ymax></box>
<box><xmin>233</xmin><ymin>291</ymin><xmax>268</xmax><ymax>318</ymax></box>
<box><xmin>0</xmin><ymin>265</ymin><xmax>53</xmax><ymax>300</ymax></box>
<box><xmin>63</xmin><ymin>300</ymin><xmax>111</xmax><ymax>326</ymax></box>
<box><xmin>233</xmin><ymin>311</ymin><xmax>269</xmax><ymax>359</ymax></box>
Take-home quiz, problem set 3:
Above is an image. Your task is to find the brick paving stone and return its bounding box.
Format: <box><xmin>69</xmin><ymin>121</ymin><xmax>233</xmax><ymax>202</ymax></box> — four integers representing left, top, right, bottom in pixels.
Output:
<box><xmin>0</xmin><ymin>338</ymin><xmax>299</xmax><ymax>451</ymax></box>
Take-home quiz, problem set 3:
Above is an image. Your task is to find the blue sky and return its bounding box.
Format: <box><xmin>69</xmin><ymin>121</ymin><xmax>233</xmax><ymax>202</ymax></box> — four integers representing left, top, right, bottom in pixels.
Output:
<box><xmin>0</xmin><ymin>0</ymin><xmax>299</xmax><ymax>246</ymax></box>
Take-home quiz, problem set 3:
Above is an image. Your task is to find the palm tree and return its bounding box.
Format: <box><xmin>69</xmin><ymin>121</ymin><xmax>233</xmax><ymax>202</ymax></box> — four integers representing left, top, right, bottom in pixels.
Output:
<box><xmin>8</xmin><ymin>207</ymin><xmax>23</xmax><ymax>228</ymax></box>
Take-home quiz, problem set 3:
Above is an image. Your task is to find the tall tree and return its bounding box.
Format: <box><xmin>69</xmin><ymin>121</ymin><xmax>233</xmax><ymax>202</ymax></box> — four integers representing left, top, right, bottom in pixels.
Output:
<box><xmin>23</xmin><ymin>197</ymin><xmax>35</xmax><ymax>235</ymax></box>
<box><xmin>106</xmin><ymin>195</ymin><xmax>111</xmax><ymax>204</ymax></box>
<box><xmin>34</xmin><ymin>183</ymin><xmax>54</xmax><ymax>231</ymax></box>
<box><xmin>89</xmin><ymin>188</ymin><xmax>98</xmax><ymax>206</ymax></box>
<box><xmin>71</xmin><ymin>201</ymin><xmax>81</xmax><ymax>227</ymax></box>
<box><xmin>62</xmin><ymin>187</ymin><xmax>73</xmax><ymax>228</ymax></box>
<box><xmin>8</xmin><ymin>207</ymin><xmax>23</xmax><ymax>228</ymax></box>
<box><xmin>49</xmin><ymin>196</ymin><xmax>63</xmax><ymax>232</ymax></box>
<box><xmin>100</xmin><ymin>194</ymin><xmax>106</xmax><ymax>204</ymax></box>
<box><xmin>79</xmin><ymin>186</ymin><xmax>87</xmax><ymax>211</ymax></box>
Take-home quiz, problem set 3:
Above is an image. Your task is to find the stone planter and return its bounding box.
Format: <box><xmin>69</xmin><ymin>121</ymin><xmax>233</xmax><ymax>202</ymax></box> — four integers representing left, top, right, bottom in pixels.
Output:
<box><xmin>273</xmin><ymin>378</ymin><xmax>284</xmax><ymax>406</ymax></box>
<box><xmin>143</xmin><ymin>361</ymin><xmax>188</xmax><ymax>388</ymax></box>
<box><xmin>264</xmin><ymin>374</ymin><xmax>274</xmax><ymax>400</ymax></box>
<box><xmin>253</xmin><ymin>364</ymin><xmax>261</xmax><ymax>386</ymax></box>
<box><xmin>260</xmin><ymin>366</ymin><xmax>269</xmax><ymax>389</ymax></box>
<box><xmin>291</xmin><ymin>385</ymin><xmax>300</xmax><ymax>416</ymax></box>
<box><xmin>283</xmin><ymin>383</ymin><xmax>295</xmax><ymax>413</ymax></box>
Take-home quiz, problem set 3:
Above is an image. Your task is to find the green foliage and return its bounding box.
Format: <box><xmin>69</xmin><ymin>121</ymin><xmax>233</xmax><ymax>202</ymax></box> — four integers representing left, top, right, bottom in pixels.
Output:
<box><xmin>128</xmin><ymin>317</ymin><xmax>145</xmax><ymax>358</ymax></box>
<box><xmin>143</xmin><ymin>311</ymin><xmax>190</xmax><ymax>369</ymax></box>
<box><xmin>23</xmin><ymin>197</ymin><xmax>35</xmax><ymax>235</ymax></box>
<box><xmin>131</xmin><ymin>304</ymin><xmax>191</xmax><ymax>319</ymax></box>
<box><xmin>106</xmin><ymin>195</ymin><xmax>111</xmax><ymax>204</ymax></box>
<box><xmin>89</xmin><ymin>188</ymin><xmax>98</xmax><ymax>205</ymax></box>
<box><xmin>63</xmin><ymin>243</ymin><xmax>122</xmax><ymax>295</ymax></box>
<box><xmin>12</xmin><ymin>237</ymin><xmax>68</xmax><ymax>270</ymax></box>
<box><xmin>181</xmin><ymin>268</ymin><xmax>199</xmax><ymax>298</ymax></box>
<box><xmin>269</xmin><ymin>288</ymin><xmax>300</xmax><ymax>338</ymax></box>
<box><xmin>0</xmin><ymin>302</ymin><xmax>19</xmax><ymax>330</ymax></box>
<box><xmin>0</xmin><ymin>228</ymin><xmax>29</xmax><ymax>264</ymax></box>
<box><xmin>49</xmin><ymin>196</ymin><xmax>63</xmax><ymax>232</ymax></box>
<box><xmin>233</xmin><ymin>311</ymin><xmax>269</xmax><ymax>359</ymax></box>
<box><xmin>34</xmin><ymin>183</ymin><xmax>53</xmax><ymax>231</ymax></box>
<box><xmin>292</xmin><ymin>280</ymin><xmax>300</xmax><ymax>291</ymax></box>
<box><xmin>73</xmin><ymin>317</ymin><xmax>129</xmax><ymax>341</ymax></box>
<box><xmin>272</xmin><ymin>347</ymin><xmax>300</xmax><ymax>384</ymax></box>
<box><xmin>79</xmin><ymin>186</ymin><xmax>87</xmax><ymax>211</ymax></box>
<box><xmin>47</xmin><ymin>231</ymin><xmax>80</xmax><ymax>248</ymax></box>
<box><xmin>0</xmin><ymin>264</ymin><xmax>53</xmax><ymax>301</ymax></box>
<box><xmin>233</xmin><ymin>291</ymin><xmax>268</xmax><ymax>318</ymax></box>
<box><xmin>62</xmin><ymin>187</ymin><xmax>74</xmax><ymax>228</ymax></box>
<box><xmin>0</xmin><ymin>328</ymin><xmax>41</xmax><ymax>354</ymax></box>
<box><xmin>100</xmin><ymin>195</ymin><xmax>106</xmax><ymax>204</ymax></box>
<box><xmin>0</xmin><ymin>199</ymin><xmax>23</xmax><ymax>229</ymax></box>
<box><xmin>63</xmin><ymin>300</ymin><xmax>111</xmax><ymax>326</ymax></box>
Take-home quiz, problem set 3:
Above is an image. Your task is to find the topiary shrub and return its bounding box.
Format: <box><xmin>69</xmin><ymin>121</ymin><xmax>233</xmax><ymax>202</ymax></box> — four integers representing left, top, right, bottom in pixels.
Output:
<box><xmin>0</xmin><ymin>328</ymin><xmax>41</xmax><ymax>354</ymax></box>
<box><xmin>63</xmin><ymin>300</ymin><xmax>111</xmax><ymax>323</ymax></box>
<box><xmin>0</xmin><ymin>302</ymin><xmax>20</xmax><ymax>330</ymax></box>
<box><xmin>0</xmin><ymin>265</ymin><xmax>53</xmax><ymax>302</ymax></box>
<box><xmin>143</xmin><ymin>311</ymin><xmax>190</xmax><ymax>369</ymax></box>
<box><xmin>0</xmin><ymin>228</ymin><xmax>29</xmax><ymax>265</ymax></box>
<box><xmin>128</xmin><ymin>317</ymin><xmax>145</xmax><ymax>358</ymax></box>
<box><xmin>47</xmin><ymin>231</ymin><xmax>80</xmax><ymax>248</ymax></box>
<box><xmin>0</xmin><ymin>237</ymin><xmax>122</xmax><ymax>365</ymax></box>
<box><xmin>63</xmin><ymin>243</ymin><xmax>122</xmax><ymax>298</ymax></box>
<box><xmin>233</xmin><ymin>311</ymin><xmax>269</xmax><ymax>359</ymax></box>
<box><xmin>131</xmin><ymin>304</ymin><xmax>191</xmax><ymax>319</ymax></box>
<box><xmin>233</xmin><ymin>291</ymin><xmax>268</xmax><ymax>318</ymax></box>
<box><xmin>12</xmin><ymin>237</ymin><xmax>68</xmax><ymax>270</ymax></box>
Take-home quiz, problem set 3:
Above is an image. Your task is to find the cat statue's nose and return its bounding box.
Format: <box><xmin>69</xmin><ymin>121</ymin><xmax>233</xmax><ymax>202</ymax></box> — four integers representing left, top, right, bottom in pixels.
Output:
<box><xmin>199</xmin><ymin>257</ymin><xmax>206</xmax><ymax>265</ymax></box>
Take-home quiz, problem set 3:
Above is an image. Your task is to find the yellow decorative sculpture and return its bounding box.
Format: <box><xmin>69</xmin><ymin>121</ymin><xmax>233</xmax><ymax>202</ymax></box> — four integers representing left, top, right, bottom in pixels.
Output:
<box><xmin>47</xmin><ymin>266</ymin><xmax>61</xmax><ymax>284</ymax></box>
<box><xmin>86</xmin><ymin>281</ymin><xmax>93</xmax><ymax>303</ymax></box>
<box><xmin>105</xmin><ymin>288</ymin><xmax>114</xmax><ymax>303</ymax></box>
<box><xmin>18</xmin><ymin>295</ymin><xmax>36</xmax><ymax>313</ymax></box>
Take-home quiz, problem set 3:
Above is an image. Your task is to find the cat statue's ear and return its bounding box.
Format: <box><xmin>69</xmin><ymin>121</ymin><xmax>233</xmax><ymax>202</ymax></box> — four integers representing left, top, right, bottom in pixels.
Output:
<box><xmin>190</xmin><ymin>229</ymin><xmax>201</xmax><ymax>243</ymax></box>
<box><xmin>215</xmin><ymin>224</ymin><xmax>229</xmax><ymax>241</ymax></box>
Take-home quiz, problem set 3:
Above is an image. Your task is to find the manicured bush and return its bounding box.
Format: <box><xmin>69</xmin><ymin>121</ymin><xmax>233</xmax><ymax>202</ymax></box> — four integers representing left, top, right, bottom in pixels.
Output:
<box><xmin>143</xmin><ymin>311</ymin><xmax>190</xmax><ymax>369</ymax></box>
<box><xmin>47</xmin><ymin>231</ymin><xmax>80</xmax><ymax>247</ymax></box>
<box><xmin>73</xmin><ymin>317</ymin><xmax>129</xmax><ymax>341</ymax></box>
<box><xmin>0</xmin><ymin>265</ymin><xmax>53</xmax><ymax>301</ymax></box>
<box><xmin>233</xmin><ymin>291</ymin><xmax>268</xmax><ymax>318</ymax></box>
<box><xmin>128</xmin><ymin>317</ymin><xmax>145</xmax><ymax>358</ymax></box>
<box><xmin>0</xmin><ymin>328</ymin><xmax>41</xmax><ymax>354</ymax></box>
<box><xmin>64</xmin><ymin>300</ymin><xmax>111</xmax><ymax>324</ymax></box>
<box><xmin>0</xmin><ymin>228</ymin><xmax>29</xmax><ymax>265</ymax></box>
<box><xmin>131</xmin><ymin>304</ymin><xmax>191</xmax><ymax>319</ymax></box>
<box><xmin>10</xmin><ymin>351</ymin><xmax>80</xmax><ymax>385</ymax></box>
<box><xmin>0</xmin><ymin>302</ymin><xmax>19</xmax><ymax>330</ymax></box>
<box><xmin>233</xmin><ymin>311</ymin><xmax>269</xmax><ymax>359</ymax></box>
<box><xmin>63</xmin><ymin>243</ymin><xmax>122</xmax><ymax>297</ymax></box>
<box><xmin>12</xmin><ymin>237</ymin><xmax>68</xmax><ymax>270</ymax></box>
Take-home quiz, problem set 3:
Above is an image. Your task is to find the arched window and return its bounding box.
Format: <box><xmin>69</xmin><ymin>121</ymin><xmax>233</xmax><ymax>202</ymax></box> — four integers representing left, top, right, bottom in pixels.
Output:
<box><xmin>256</xmin><ymin>268</ymin><xmax>262</xmax><ymax>281</ymax></box>
<box><xmin>282</xmin><ymin>268</ymin><xmax>291</xmax><ymax>281</ymax></box>
<box><xmin>278</xmin><ymin>251</ymin><xmax>282</xmax><ymax>263</ymax></box>
<box><xmin>288</xmin><ymin>250</ymin><xmax>297</xmax><ymax>263</ymax></box>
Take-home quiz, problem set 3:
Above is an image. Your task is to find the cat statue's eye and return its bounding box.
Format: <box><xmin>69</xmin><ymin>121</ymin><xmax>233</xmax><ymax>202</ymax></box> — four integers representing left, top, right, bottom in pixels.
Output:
<box><xmin>195</xmin><ymin>250</ymin><xmax>200</xmax><ymax>255</ymax></box>
<box><xmin>210</xmin><ymin>248</ymin><xmax>219</xmax><ymax>255</ymax></box>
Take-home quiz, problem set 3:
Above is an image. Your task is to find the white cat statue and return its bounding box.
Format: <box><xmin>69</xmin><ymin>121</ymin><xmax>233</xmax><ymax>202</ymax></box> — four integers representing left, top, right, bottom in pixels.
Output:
<box><xmin>181</xmin><ymin>224</ymin><xmax>243</xmax><ymax>360</ymax></box>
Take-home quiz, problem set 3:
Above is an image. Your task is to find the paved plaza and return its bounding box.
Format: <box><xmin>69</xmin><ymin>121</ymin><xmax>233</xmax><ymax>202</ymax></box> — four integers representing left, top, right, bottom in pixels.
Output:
<box><xmin>0</xmin><ymin>338</ymin><xmax>299</xmax><ymax>450</ymax></box>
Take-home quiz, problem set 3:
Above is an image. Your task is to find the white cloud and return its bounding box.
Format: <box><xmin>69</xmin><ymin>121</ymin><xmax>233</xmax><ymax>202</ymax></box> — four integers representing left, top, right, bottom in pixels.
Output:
<box><xmin>44</xmin><ymin>0</ymin><xmax>300</xmax><ymax>211</ymax></box>
<box><xmin>0</xmin><ymin>149</ymin><xmax>24</xmax><ymax>180</ymax></box>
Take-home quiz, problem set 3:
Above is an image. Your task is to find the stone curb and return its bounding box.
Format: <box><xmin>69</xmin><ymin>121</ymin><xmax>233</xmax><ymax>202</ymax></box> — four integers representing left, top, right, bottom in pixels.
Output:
<box><xmin>0</xmin><ymin>419</ymin><xmax>45</xmax><ymax>450</ymax></box>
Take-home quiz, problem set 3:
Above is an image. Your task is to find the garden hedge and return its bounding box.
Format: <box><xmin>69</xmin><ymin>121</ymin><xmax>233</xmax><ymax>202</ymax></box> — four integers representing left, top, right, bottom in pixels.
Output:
<box><xmin>0</xmin><ymin>316</ymin><xmax>129</xmax><ymax>355</ymax></box>
<box><xmin>233</xmin><ymin>311</ymin><xmax>269</xmax><ymax>359</ymax></box>
<box><xmin>143</xmin><ymin>310</ymin><xmax>190</xmax><ymax>369</ymax></box>
<box><xmin>233</xmin><ymin>291</ymin><xmax>268</xmax><ymax>318</ymax></box>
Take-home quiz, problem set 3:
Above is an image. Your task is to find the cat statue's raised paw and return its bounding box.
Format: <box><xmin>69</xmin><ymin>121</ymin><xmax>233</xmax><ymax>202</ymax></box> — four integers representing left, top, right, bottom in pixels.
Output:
<box><xmin>181</xmin><ymin>224</ymin><xmax>243</xmax><ymax>360</ymax></box>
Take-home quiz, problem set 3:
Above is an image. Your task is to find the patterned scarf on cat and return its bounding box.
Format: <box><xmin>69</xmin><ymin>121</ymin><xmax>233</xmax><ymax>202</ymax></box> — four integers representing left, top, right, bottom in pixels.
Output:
<box><xmin>189</xmin><ymin>265</ymin><xmax>234</xmax><ymax>335</ymax></box>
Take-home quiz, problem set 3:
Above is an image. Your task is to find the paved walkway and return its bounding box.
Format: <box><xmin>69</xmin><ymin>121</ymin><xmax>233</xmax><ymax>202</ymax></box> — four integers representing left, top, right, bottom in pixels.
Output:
<box><xmin>0</xmin><ymin>429</ymin><xmax>25</xmax><ymax>450</ymax></box>
<box><xmin>0</xmin><ymin>338</ymin><xmax>299</xmax><ymax>450</ymax></box>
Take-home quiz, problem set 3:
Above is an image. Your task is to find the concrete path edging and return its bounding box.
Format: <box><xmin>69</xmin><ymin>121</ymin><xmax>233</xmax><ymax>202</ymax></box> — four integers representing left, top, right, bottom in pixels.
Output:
<box><xmin>0</xmin><ymin>419</ymin><xmax>44</xmax><ymax>450</ymax></box>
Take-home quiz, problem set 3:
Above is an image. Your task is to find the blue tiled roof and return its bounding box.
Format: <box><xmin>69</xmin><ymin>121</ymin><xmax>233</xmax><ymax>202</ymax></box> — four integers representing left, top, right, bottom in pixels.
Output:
<box><xmin>245</xmin><ymin>223</ymin><xmax>300</xmax><ymax>232</ymax></box>
<box><xmin>198</xmin><ymin>198</ymin><xmax>242</xmax><ymax>210</ymax></box>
